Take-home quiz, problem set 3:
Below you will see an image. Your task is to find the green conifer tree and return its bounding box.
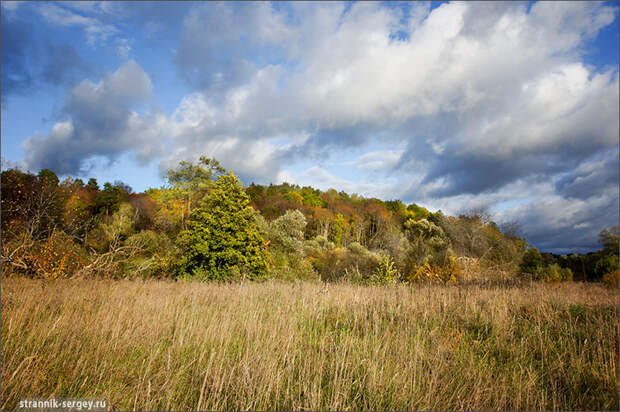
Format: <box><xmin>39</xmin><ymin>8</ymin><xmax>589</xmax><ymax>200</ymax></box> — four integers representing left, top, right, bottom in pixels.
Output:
<box><xmin>176</xmin><ymin>172</ymin><xmax>268</xmax><ymax>279</ymax></box>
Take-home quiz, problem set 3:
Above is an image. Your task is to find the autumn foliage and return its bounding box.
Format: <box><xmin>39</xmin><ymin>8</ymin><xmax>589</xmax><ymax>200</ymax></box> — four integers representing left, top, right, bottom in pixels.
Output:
<box><xmin>1</xmin><ymin>159</ymin><xmax>615</xmax><ymax>284</ymax></box>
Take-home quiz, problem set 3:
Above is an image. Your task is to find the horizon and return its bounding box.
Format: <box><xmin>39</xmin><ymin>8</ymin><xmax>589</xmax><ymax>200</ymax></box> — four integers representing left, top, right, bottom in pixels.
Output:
<box><xmin>2</xmin><ymin>1</ymin><xmax>619</xmax><ymax>254</ymax></box>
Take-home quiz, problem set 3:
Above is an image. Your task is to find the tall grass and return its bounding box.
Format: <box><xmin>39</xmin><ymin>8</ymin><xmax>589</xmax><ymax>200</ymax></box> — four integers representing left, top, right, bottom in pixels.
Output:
<box><xmin>2</xmin><ymin>278</ymin><xmax>618</xmax><ymax>410</ymax></box>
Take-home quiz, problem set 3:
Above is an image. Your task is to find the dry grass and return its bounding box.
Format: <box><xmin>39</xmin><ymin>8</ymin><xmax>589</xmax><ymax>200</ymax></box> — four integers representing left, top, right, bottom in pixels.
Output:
<box><xmin>1</xmin><ymin>278</ymin><xmax>618</xmax><ymax>411</ymax></box>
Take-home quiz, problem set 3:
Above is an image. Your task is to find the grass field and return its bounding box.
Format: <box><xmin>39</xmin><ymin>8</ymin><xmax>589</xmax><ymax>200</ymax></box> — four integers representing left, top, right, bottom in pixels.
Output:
<box><xmin>1</xmin><ymin>278</ymin><xmax>618</xmax><ymax>411</ymax></box>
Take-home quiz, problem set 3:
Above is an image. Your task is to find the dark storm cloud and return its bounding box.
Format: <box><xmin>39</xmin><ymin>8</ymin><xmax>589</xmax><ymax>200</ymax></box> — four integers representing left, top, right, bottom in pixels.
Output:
<box><xmin>418</xmin><ymin>147</ymin><xmax>607</xmax><ymax>198</ymax></box>
<box><xmin>516</xmin><ymin>190</ymin><xmax>619</xmax><ymax>254</ymax></box>
<box><xmin>555</xmin><ymin>150</ymin><xmax>620</xmax><ymax>200</ymax></box>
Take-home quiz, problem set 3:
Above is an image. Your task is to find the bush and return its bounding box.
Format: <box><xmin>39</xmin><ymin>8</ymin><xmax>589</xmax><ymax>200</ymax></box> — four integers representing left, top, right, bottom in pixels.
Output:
<box><xmin>519</xmin><ymin>247</ymin><xmax>543</xmax><ymax>276</ymax></box>
<box><xmin>2</xmin><ymin>231</ymin><xmax>88</xmax><ymax>279</ymax></box>
<box><xmin>527</xmin><ymin>263</ymin><xmax>573</xmax><ymax>282</ymax></box>
<box><xmin>370</xmin><ymin>255</ymin><xmax>398</xmax><ymax>285</ymax></box>
<box><xmin>309</xmin><ymin>243</ymin><xmax>382</xmax><ymax>283</ymax></box>
<box><xmin>409</xmin><ymin>255</ymin><xmax>460</xmax><ymax>284</ymax></box>
<box><xmin>123</xmin><ymin>230</ymin><xmax>177</xmax><ymax>278</ymax></box>
<box><xmin>561</xmin><ymin>267</ymin><xmax>573</xmax><ymax>282</ymax></box>
<box><xmin>268</xmin><ymin>251</ymin><xmax>318</xmax><ymax>282</ymax></box>
<box><xmin>269</xmin><ymin>209</ymin><xmax>307</xmax><ymax>255</ymax></box>
<box><xmin>594</xmin><ymin>255</ymin><xmax>619</xmax><ymax>280</ymax></box>
<box><xmin>602</xmin><ymin>270</ymin><xmax>619</xmax><ymax>289</ymax></box>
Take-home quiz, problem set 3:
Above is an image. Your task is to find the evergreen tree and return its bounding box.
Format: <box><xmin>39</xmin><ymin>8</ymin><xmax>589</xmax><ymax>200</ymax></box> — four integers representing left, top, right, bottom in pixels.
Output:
<box><xmin>176</xmin><ymin>172</ymin><xmax>268</xmax><ymax>279</ymax></box>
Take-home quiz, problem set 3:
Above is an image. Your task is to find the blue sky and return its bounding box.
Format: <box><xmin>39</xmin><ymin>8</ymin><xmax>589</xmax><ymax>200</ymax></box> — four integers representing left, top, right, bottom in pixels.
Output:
<box><xmin>1</xmin><ymin>1</ymin><xmax>619</xmax><ymax>253</ymax></box>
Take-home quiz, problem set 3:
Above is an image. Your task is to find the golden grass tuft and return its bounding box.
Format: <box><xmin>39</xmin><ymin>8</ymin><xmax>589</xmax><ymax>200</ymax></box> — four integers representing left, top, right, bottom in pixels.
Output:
<box><xmin>2</xmin><ymin>278</ymin><xmax>618</xmax><ymax>410</ymax></box>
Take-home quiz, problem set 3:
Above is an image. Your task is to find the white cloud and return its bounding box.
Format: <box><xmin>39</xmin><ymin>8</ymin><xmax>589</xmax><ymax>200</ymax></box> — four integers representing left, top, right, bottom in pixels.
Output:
<box><xmin>36</xmin><ymin>3</ymin><xmax>118</xmax><ymax>46</ymax></box>
<box><xmin>116</xmin><ymin>38</ymin><xmax>131</xmax><ymax>60</ymax></box>
<box><xmin>23</xmin><ymin>60</ymin><xmax>161</xmax><ymax>174</ymax></box>
<box><xmin>346</xmin><ymin>150</ymin><xmax>403</xmax><ymax>172</ymax></box>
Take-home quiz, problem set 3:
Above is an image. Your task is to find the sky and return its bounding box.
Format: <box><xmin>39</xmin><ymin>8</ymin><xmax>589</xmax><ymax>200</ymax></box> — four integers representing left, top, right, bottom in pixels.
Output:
<box><xmin>1</xmin><ymin>1</ymin><xmax>619</xmax><ymax>254</ymax></box>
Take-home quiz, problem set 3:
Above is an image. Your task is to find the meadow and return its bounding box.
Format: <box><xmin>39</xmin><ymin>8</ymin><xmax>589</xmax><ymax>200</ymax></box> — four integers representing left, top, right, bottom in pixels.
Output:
<box><xmin>1</xmin><ymin>278</ymin><xmax>618</xmax><ymax>411</ymax></box>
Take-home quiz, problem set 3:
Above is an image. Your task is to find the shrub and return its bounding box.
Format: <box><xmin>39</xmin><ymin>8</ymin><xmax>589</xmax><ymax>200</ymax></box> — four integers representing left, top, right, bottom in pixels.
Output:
<box><xmin>123</xmin><ymin>230</ymin><xmax>177</xmax><ymax>278</ymax></box>
<box><xmin>304</xmin><ymin>235</ymin><xmax>335</xmax><ymax>256</ymax></box>
<box><xmin>309</xmin><ymin>243</ymin><xmax>382</xmax><ymax>283</ymax></box>
<box><xmin>594</xmin><ymin>255</ymin><xmax>619</xmax><ymax>280</ymax></box>
<box><xmin>2</xmin><ymin>231</ymin><xmax>88</xmax><ymax>279</ymax></box>
<box><xmin>269</xmin><ymin>210</ymin><xmax>307</xmax><ymax>255</ymax></box>
<box><xmin>561</xmin><ymin>267</ymin><xmax>573</xmax><ymax>281</ymax></box>
<box><xmin>370</xmin><ymin>255</ymin><xmax>398</xmax><ymax>285</ymax></box>
<box><xmin>544</xmin><ymin>263</ymin><xmax>563</xmax><ymax>282</ymax></box>
<box><xmin>268</xmin><ymin>250</ymin><xmax>318</xmax><ymax>282</ymax></box>
<box><xmin>519</xmin><ymin>247</ymin><xmax>543</xmax><ymax>276</ymax></box>
<box><xmin>602</xmin><ymin>270</ymin><xmax>619</xmax><ymax>289</ymax></box>
<box><xmin>409</xmin><ymin>255</ymin><xmax>460</xmax><ymax>284</ymax></box>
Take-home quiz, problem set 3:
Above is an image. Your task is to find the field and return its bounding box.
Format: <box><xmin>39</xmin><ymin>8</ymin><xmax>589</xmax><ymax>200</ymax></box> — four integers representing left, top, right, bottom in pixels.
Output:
<box><xmin>1</xmin><ymin>278</ymin><xmax>618</xmax><ymax>411</ymax></box>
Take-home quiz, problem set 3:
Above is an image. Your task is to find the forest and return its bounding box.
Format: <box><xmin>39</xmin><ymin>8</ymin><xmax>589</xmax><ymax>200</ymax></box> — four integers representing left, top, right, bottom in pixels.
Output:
<box><xmin>2</xmin><ymin>156</ymin><xmax>618</xmax><ymax>285</ymax></box>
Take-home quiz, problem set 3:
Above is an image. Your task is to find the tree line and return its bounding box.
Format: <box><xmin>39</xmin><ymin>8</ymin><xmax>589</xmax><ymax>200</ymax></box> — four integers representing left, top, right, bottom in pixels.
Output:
<box><xmin>1</xmin><ymin>158</ymin><xmax>617</xmax><ymax>285</ymax></box>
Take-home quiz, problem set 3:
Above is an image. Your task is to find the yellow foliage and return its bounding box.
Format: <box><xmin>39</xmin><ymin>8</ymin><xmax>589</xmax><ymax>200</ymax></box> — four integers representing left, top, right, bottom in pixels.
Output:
<box><xmin>409</xmin><ymin>256</ymin><xmax>460</xmax><ymax>284</ymax></box>
<box><xmin>29</xmin><ymin>231</ymin><xmax>87</xmax><ymax>279</ymax></box>
<box><xmin>602</xmin><ymin>270</ymin><xmax>618</xmax><ymax>289</ymax></box>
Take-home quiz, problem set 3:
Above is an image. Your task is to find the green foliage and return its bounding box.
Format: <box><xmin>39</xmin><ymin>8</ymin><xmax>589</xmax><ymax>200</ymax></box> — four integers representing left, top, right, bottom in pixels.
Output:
<box><xmin>370</xmin><ymin>255</ymin><xmax>398</xmax><ymax>285</ymax></box>
<box><xmin>519</xmin><ymin>247</ymin><xmax>544</xmax><ymax>276</ymax></box>
<box><xmin>103</xmin><ymin>202</ymin><xmax>136</xmax><ymax>242</ymax></box>
<box><xmin>166</xmin><ymin>157</ymin><xmax>225</xmax><ymax>190</ymax></box>
<box><xmin>38</xmin><ymin>169</ymin><xmax>59</xmax><ymax>187</ymax></box>
<box><xmin>520</xmin><ymin>249</ymin><xmax>573</xmax><ymax>282</ymax></box>
<box><xmin>308</xmin><ymin>241</ymin><xmax>383</xmax><ymax>283</ymax></box>
<box><xmin>268</xmin><ymin>251</ymin><xmax>318</xmax><ymax>281</ymax></box>
<box><xmin>330</xmin><ymin>213</ymin><xmax>347</xmax><ymax>246</ymax></box>
<box><xmin>541</xmin><ymin>264</ymin><xmax>573</xmax><ymax>282</ymax></box>
<box><xmin>176</xmin><ymin>173</ymin><xmax>268</xmax><ymax>280</ymax></box>
<box><xmin>284</xmin><ymin>191</ymin><xmax>304</xmax><ymax>205</ymax></box>
<box><xmin>598</xmin><ymin>227</ymin><xmax>619</xmax><ymax>255</ymax></box>
<box><xmin>269</xmin><ymin>209</ymin><xmax>307</xmax><ymax>255</ymax></box>
<box><xmin>300</xmin><ymin>187</ymin><xmax>325</xmax><ymax>207</ymax></box>
<box><xmin>0</xmin><ymin>158</ymin><xmax>599</xmax><ymax>284</ymax></box>
<box><xmin>406</xmin><ymin>203</ymin><xmax>430</xmax><ymax>220</ymax></box>
<box><xmin>164</xmin><ymin>157</ymin><xmax>226</xmax><ymax>228</ymax></box>
<box><xmin>405</xmin><ymin>218</ymin><xmax>444</xmax><ymax>242</ymax></box>
<box><xmin>123</xmin><ymin>230</ymin><xmax>177</xmax><ymax>278</ymax></box>
<box><xmin>594</xmin><ymin>254</ymin><xmax>619</xmax><ymax>280</ymax></box>
<box><xmin>94</xmin><ymin>182</ymin><xmax>126</xmax><ymax>216</ymax></box>
<box><xmin>404</xmin><ymin>217</ymin><xmax>452</xmax><ymax>272</ymax></box>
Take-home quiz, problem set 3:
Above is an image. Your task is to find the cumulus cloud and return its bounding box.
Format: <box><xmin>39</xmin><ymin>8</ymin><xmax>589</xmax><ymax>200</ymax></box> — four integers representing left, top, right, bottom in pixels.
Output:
<box><xmin>23</xmin><ymin>60</ymin><xmax>164</xmax><ymax>174</ymax></box>
<box><xmin>19</xmin><ymin>1</ymin><xmax>619</xmax><ymax>252</ymax></box>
